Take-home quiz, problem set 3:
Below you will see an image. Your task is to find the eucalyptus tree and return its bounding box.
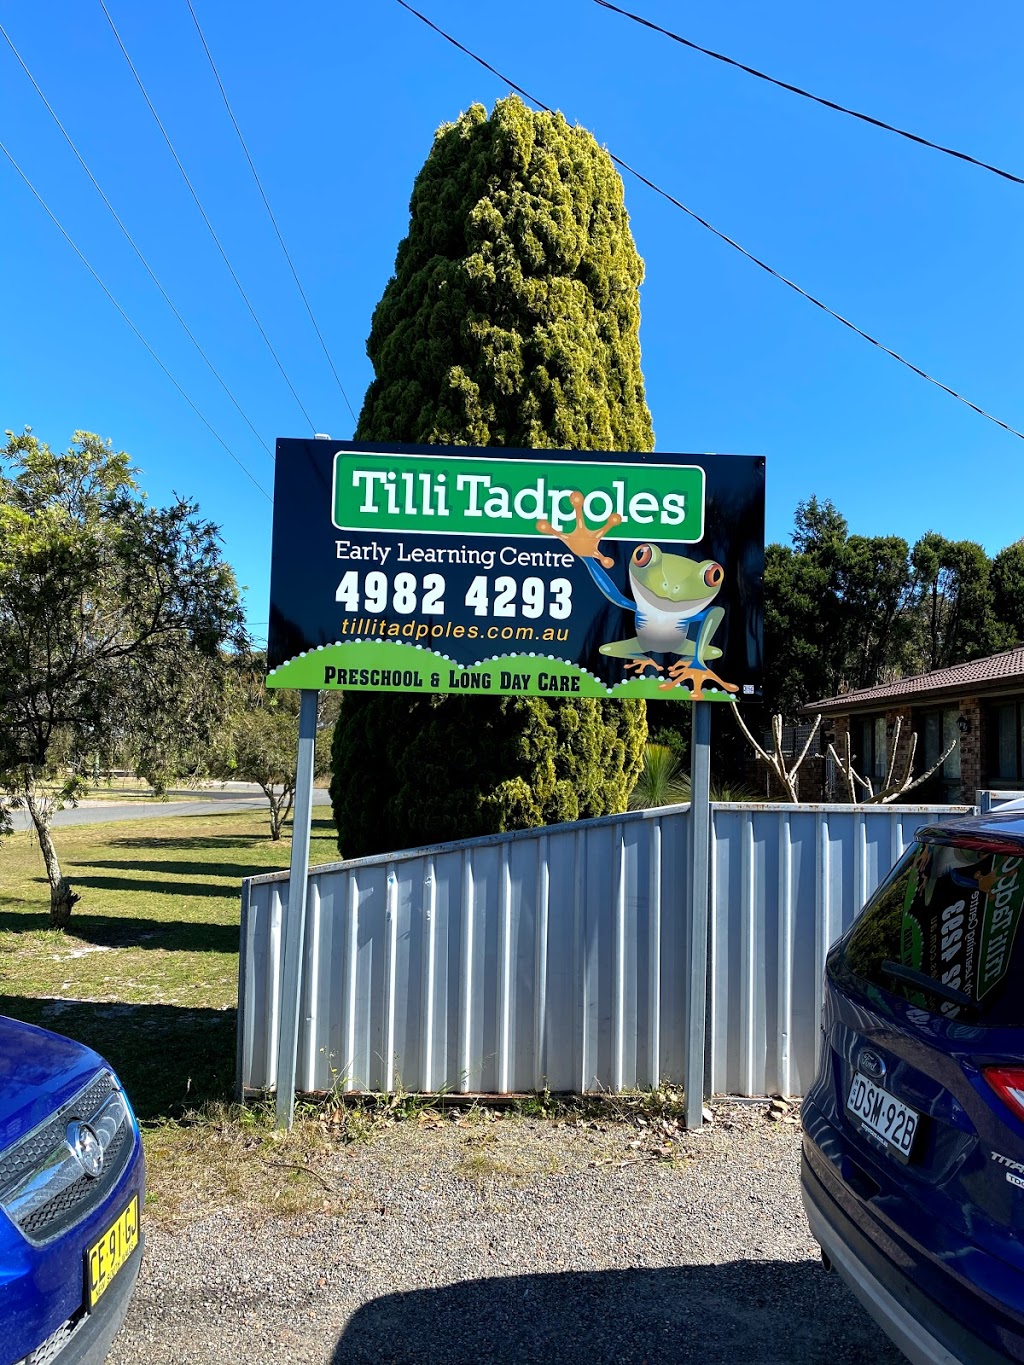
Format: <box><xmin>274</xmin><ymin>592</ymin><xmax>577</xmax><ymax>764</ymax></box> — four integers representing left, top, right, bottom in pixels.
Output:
<box><xmin>209</xmin><ymin>656</ymin><xmax>340</xmax><ymax>841</ymax></box>
<box><xmin>0</xmin><ymin>428</ymin><xmax>246</xmax><ymax>925</ymax></box>
<box><xmin>911</xmin><ymin>532</ymin><xmax>999</xmax><ymax>670</ymax></box>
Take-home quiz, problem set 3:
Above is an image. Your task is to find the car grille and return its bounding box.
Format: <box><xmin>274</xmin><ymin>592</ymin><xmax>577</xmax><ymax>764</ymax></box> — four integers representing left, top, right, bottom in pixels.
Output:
<box><xmin>0</xmin><ymin>1071</ymin><xmax>114</xmax><ymax>1193</ymax></box>
<box><xmin>13</xmin><ymin>1306</ymin><xmax>87</xmax><ymax>1365</ymax></box>
<box><xmin>0</xmin><ymin>1070</ymin><xmax>136</xmax><ymax>1245</ymax></box>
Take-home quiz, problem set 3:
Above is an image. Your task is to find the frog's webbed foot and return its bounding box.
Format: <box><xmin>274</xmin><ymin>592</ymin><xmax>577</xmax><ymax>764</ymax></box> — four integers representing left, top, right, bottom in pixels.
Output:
<box><xmin>537</xmin><ymin>490</ymin><xmax>621</xmax><ymax>568</ymax></box>
<box><xmin>625</xmin><ymin>657</ymin><xmax>662</xmax><ymax>676</ymax></box>
<box><xmin>660</xmin><ymin>661</ymin><xmax>739</xmax><ymax>697</ymax></box>
<box><xmin>600</xmin><ymin>639</ymin><xmax>659</xmax><ymax>674</ymax></box>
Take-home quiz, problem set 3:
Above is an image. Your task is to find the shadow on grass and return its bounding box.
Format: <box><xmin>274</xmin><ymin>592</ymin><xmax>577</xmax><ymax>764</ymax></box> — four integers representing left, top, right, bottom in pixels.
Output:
<box><xmin>107</xmin><ymin>832</ymin><xmax>273</xmax><ymax>851</ymax></box>
<box><xmin>62</xmin><ymin>875</ymin><xmax>235</xmax><ymax>900</ymax></box>
<box><xmin>0</xmin><ymin>912</ymin><xmax>239</xmax><ymax>952</ymax></box>
<box><xmin>104</xmin><ymin>817</ymin><xmax>337</xmax><ymax>854</ymax></box>
<box><xmin>73</xmin><ymin>859</ymin><xmax>281</xmax><ymax>881</ymax></box>
<box><xmin>0</xmin><ymin>994</ymin><xmax>236</xmax><ymax>1121</ymax></box>
<box><xmin>0</xmin><ymin>896</ymin><xmax>47</xmax><ymax>913</ymax></box>
<box><xmin>330</xmin><ymin>1262</ymin><xmax>903</xmax><ymax>1365</ymax></box>
<box><xmin>0</xmin><ymin>909</ymin><xmax>51</xmax><ymax>933</ymax></box>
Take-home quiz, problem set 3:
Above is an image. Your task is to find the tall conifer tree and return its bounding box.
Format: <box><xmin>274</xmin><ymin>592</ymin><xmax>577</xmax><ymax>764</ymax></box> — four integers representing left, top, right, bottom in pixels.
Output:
<box><xmin>331</xmin><ymin>96</ymin><xmax>652</xmax><ymax>856</ymax></box>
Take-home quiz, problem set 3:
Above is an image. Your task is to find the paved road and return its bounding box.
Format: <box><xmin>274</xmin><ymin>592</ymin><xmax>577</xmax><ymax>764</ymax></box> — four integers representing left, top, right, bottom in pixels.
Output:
<box><xmin>7</xmin><ymin>785</ymin><xmax>331</xmax><ymax>831</ymax></box>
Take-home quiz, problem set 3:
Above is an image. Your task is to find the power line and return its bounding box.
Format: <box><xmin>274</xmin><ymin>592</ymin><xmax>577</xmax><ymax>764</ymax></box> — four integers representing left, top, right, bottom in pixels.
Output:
<box><xmin>0</xmin><ymin>20</ymin><xmax>273</xmax><ymax>463</ymax></box>
<box><xmin>393</xmin><ymin>0</ymin><xmax>1024</xmax><ymax>445</ymax></box>
<box><xmin>0</xmin><ymin>136</ymin><xmax>272</xmax><ymax>501</ymax></box>
<box><xmin>185</xmin><ymin>0</ymin><xmax>358</xmax><ymax>427</ymax></box>
<box><xmin>593</xmin><ymin>0</ymin><xmax>1024</xmax><ymax>188</ymax></box>
<box><xmin>97</xmin><ymin>0</ymin><xmax>318</xmax><ymax>434</ymax></box>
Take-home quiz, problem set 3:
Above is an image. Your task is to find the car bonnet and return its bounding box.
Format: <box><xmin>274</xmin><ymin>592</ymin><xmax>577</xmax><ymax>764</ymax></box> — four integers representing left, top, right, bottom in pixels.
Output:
<box><xmin>0</xmin><ymin>1014</ymin><xmax>106</xmax><ymax>1149</ymax></box>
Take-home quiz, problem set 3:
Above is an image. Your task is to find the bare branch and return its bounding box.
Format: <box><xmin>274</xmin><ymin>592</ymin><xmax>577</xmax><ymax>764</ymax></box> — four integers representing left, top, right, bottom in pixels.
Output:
<box><xmin>791</xmin><ymin>714</ymin><xmax>822</xmax><ymax>778</ymax></box>
<box><xmin>827</xmin><ymin>736</ymin><xmax>874</xmax><ymax>801</ymax></box>
<box><xmin>729</xmin><ymin>700</ymin><xmax>772</xmax><ymax>764</ymax></box>
<box><xmin>730</xmin><ymin>703</ymin><xmax>800</xmax><ymax>801</ymax></box>
<box><xmin>882</xmin><ymin>717</ymin><xmax>900</xmax><ymax>792</ymax></box>
<box><xmin>875</xmin><ymin>737</ymin><xmax>957</xmax><ymax>804</ymax></box>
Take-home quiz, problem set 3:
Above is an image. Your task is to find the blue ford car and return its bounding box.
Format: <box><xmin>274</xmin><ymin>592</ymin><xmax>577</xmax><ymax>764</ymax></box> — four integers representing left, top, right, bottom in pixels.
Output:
<box><xmin>0</xmin><ymin>1015</ymin><xmax>145</xmax><ymax>1365</ymax></box>
<box><xmin>802</xmin><ymin>807</ymin><xmax>1024</xmax><ymax>1364</ymax></box>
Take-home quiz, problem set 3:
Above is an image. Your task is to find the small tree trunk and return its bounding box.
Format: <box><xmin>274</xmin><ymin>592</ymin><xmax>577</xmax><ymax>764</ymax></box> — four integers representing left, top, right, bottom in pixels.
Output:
<box><xmin>267</xmin><ymin>790</ymin><xmax>284</xmax><ymax>841</ymax></box>
<box><xmin>277</xmin><ymin>784</ymin><xmax>295</xmax><ymax>841</ymax></box>
<box><xmin>25</xmin><ymin>791</ymin><xmax>81</xmax><ymax>928</ymax></box>
<box><xmin>261</xmin><ymin>783</ymin><xmax>295</xmax><ymax>841</ymax></box>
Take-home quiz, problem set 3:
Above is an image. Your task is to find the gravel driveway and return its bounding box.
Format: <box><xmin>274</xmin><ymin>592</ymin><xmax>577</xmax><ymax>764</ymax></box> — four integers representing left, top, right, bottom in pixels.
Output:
<box><xmin>118</xmin><ymin>1102</ymin><xmax>904</xmax><ymax>1365</ymax></box>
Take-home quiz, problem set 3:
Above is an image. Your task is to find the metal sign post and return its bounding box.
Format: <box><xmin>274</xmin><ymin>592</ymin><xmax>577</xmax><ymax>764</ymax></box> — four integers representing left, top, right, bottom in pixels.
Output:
<box><xmin>685</xmin><ymin>701</ymin><xmax>713</xmax><ymax>1130</ymax></box>
<box><xmin>275</xmin><ymin>688</ymin><xmax>319</xmax><ymax>1129</ymax></box>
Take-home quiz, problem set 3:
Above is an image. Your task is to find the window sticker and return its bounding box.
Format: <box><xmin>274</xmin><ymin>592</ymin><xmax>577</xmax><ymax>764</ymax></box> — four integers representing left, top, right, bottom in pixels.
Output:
<box><xmin>900</xmin><ymin>847</ymin><xmax>1024</xmax><ymax>1017</ymax></box>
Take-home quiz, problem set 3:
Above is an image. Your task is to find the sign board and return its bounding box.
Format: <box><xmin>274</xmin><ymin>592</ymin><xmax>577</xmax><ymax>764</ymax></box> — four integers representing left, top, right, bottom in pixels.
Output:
<box><xmin>267</xmin><ymin>440</ymin><xmax>764</xmax><ymax>702</ymax></box>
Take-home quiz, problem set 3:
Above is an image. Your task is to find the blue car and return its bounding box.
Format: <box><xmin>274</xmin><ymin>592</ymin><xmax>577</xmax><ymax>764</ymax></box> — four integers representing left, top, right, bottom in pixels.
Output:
<box><xmin>802</xmin><ymin>807</ymin><xmax>1024</xmax><ymax>1364</ymax></box>
<box><xmin>0</xmin><ymin>1015</ymin><xmax>145</xmax><ymax>1365</ymax></box>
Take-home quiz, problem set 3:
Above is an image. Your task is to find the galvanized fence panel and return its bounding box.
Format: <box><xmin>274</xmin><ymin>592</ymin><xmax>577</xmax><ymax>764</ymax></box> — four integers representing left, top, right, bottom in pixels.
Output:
<box><xmin>238</xmin><ymin>803</ymin><xmax>968</xmax><ymax>1100</ymax></box>
<box><xmin>705</xmin><ymin>804</ymin><xmax>966</xmax><ymax>1097</ymax></box>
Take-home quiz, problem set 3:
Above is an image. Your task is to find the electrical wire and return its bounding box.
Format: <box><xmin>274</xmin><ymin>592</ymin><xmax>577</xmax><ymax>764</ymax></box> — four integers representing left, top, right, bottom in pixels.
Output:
<box><xmin>0</xmin><ymin>136</ymin><xmax>272</xmax><ymax>501</ymax></box>
<box><xmin>185</xmin><ymin>0</ymin><xmax>358</xmax><ymax>427</ymax></box>
<box><xmin>394</xmin><ymin>0</ymin><xmax>1024</xmax><ymax>445</ymax></box>
<box><xmin>97</xmin><ymin>0</ymin><xmax>318</xmax><ymax>434</ymax></box>
<box><xmin>0</xmin><ymin>20</ymin><xmax>273</xmax><ymax>463</ymax></box>
<box><xmin>593</xmin><ymin>0</ymin><xmax>1024</xmax><ymax>188</ymax></box>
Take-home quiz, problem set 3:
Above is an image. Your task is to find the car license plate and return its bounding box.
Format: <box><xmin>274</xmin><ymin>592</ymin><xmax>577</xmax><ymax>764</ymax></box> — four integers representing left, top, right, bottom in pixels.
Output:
<box><xmin>846</xmin><ymin>1071</ymin><xmax>920</xmax><ymax>1159</ymax></box>
<box><xmin>86</xmin><ymin>1195</ymin><xmax>139</xmax><ymax>1307</ymax></box>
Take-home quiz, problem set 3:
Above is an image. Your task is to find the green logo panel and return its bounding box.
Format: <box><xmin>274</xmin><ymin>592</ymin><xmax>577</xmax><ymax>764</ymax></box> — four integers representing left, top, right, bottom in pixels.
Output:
<box><xmin>333</xmin><ymin>451</ymin><xmax>705</xmax><ymax>542</ymax></box>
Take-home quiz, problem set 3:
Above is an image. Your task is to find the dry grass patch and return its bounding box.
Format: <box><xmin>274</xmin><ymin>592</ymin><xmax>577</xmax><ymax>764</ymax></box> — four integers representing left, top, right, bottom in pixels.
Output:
<box><xmin>142</xmin><ymin>1101</ymin><xmax>352</xmax><ymax>1227</ymax></box>
<box><xmin>449</xmin><ymin>1116</ymin><xmax>564</xmax><ymax>1184</ymax></box>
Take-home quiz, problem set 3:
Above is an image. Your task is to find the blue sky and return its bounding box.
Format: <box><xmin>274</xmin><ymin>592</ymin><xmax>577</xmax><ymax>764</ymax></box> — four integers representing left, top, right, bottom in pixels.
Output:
<box><xmin>2</xmin><ymin>1</ymin><xmax>1021</xmax><ymax>648</ymax></box>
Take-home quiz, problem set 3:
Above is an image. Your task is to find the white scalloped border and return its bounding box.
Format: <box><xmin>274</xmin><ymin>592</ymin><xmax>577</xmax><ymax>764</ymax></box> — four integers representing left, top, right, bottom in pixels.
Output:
<box><xmin>265</xmin><ymin>639</ymin><xmax>735</xmax><ymax>699</ymax></box>
<box><xmin>266</xmin><ymin>639</ymin><xmax>613</xmax><ymax>692</ymax></box>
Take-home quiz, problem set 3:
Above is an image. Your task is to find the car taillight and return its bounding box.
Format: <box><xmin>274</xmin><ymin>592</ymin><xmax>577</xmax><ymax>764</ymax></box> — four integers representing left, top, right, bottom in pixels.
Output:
<box><xmin>983</xmin><ymin>1067</ymin><xmax>1024</xmax><ymax>1123</ymax></box>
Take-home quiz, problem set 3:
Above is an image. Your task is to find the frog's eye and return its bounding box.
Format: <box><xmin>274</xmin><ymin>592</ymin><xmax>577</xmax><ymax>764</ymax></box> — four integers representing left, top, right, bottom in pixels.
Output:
<box><xmin>704</xmin><ymin>563</ymin><xmax>724</xmax><ymax>588</ymax></box>
<box><xmin>632</xmin><ymin>544</ymin><xmax>654</xmax><ymax>568</ymax></box>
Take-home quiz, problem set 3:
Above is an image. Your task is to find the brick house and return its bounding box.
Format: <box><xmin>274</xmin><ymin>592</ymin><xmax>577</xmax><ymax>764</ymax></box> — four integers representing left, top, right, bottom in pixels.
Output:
<box><xmin>805</xmin><ymin>646</ymin><xmax>1024</xmax><ymax>806</ymax></box>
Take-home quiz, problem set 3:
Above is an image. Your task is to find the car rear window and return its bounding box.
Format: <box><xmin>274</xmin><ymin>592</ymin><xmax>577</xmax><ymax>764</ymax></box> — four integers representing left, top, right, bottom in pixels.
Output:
<box><xmin>835</xmin><ymin>839</ymin><xmax>1024</xmax><ymax>1027</ymax></box>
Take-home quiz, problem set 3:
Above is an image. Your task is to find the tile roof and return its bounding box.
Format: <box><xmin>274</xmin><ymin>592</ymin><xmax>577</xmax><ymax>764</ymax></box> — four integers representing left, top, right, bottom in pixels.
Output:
<box><xmin>806</xmin><ymin>646</ymin><xmax>1024</xmax><ymax>713</ymax></box>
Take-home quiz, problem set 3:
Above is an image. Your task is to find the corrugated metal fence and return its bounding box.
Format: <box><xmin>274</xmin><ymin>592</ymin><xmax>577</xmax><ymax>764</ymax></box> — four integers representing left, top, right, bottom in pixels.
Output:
<box><xmin>237</xmin><ymin>802</ymin><xmax>970</xmax><ymax>1101</ymax></box>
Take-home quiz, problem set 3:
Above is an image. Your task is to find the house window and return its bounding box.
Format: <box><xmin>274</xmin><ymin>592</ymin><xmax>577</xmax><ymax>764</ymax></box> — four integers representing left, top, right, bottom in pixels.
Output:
<box><xmin>990</xmin><ymin>701</ymin><xmax>1024</xmax><ymax>784</ymax></box>
<box><xmin>853</xmin><ymin>716</ymin><xmax>887</xmax><ymax>785</ymax></box>
<box><xmin>872</xmin><ymin>716</ymin><xmax>887</xmax><ymax>783</ymax></box>
<box><xmin>919</xmin><ymin>707</ymin><xmax>962</xmax><ymax>800</ymax></box>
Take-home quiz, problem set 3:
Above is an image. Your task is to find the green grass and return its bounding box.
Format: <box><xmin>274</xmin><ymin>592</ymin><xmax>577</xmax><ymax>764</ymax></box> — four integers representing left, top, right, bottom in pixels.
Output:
<box><xmin>0</xmin><ymin>812</ymin><xmax>342</xmax><ymax>1122</ymax></box>
<box><xmin>0</xmin><ymin>807</ymin><xmax>706</xmax><ymax>1225</ymax></box>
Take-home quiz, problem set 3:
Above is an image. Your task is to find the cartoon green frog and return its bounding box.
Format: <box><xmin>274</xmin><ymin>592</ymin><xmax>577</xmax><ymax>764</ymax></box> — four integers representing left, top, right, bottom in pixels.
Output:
<box><xmin>538</xmin><ymin>491</ymin><xmax>737</xmax><ymax>697</ymax></box>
